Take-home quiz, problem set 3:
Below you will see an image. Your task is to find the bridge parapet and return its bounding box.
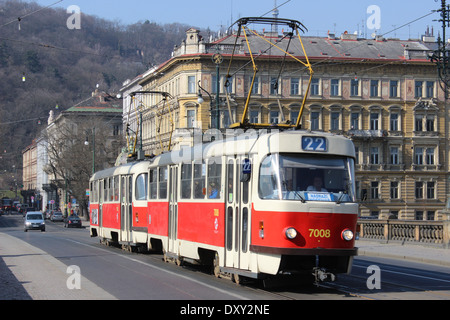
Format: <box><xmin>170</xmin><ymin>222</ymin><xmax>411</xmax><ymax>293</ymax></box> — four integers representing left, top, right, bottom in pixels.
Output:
<box><xmin>358</xmin><ymin>217</ymin><xmax>450</xmax><ymax>248</ymax></box>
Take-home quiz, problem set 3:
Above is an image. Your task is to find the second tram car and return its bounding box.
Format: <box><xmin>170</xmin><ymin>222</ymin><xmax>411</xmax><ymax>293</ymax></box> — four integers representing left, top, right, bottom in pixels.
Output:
<box><xmin>89</xmin><ymin>130</ymin><xmax>358</xmax><ymax>282</ymax></box>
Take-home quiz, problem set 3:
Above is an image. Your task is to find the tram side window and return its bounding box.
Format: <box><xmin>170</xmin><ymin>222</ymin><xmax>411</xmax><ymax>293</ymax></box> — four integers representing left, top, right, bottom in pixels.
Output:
<box><xmin>94</xmin><ymin>180</ymin><xmax>98</xmax><ymax>203</ymax></box>
<box><xmin>135</xmin><ymin>173</ymin><xmax>148</xmax><ymax>201</ymax></box>
<box><xmin>104</xmin><ymin>178</ymin><xmax>109</xmax><ymax>202</ymax></box>
<box><xmin>149</xmin><ymin>168</ymin><xmax>158</xmax><ymax>199</ymax></box>
<box><xmin>113</xmin><ymin>176</ymin><xmax>119</xmax><ymax>201</ymax></box>
<box><xmin>121</xmin><ymin>177</ymin><xmax>126</xmax><ymax>202</ymax></box>
<box><xmin>109</xmin><ymin>177</ymin><xmax>114</xmax><ymax>201</ymax></box>
<box><xmin>193</xmin><ymin>162</ymin><xmax>206</xmax><ymax>199</ymax></box>
<box><xmin>208</xmin><ymin>158</ymin><xmax>222</xmax><ymax>199</ymax></box>
<box><xmin>181</xmin><ymin>163</ymin><xmax>192</xmax><ymax>199</ymax></box>
<box><xmin>159</xmin><ymin>167</ymin><xmax>168</xmax><ymax>199</ymax></box>
<box><xmin>90</xmin><ymin>182</ymin><xmax>94</xmax><ymax>203</ymax></box>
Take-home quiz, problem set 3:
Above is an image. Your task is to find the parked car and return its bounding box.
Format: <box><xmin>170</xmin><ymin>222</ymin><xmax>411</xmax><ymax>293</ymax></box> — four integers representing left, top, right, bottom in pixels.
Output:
<box><xmin>64</xmin><ymin>215</ymin><xmax>82</xmax><ymax>228</ymax></box>
<box><xmin>24</xmin><ymin>212</ymin><xmax>45</xmax><ymax>232</ymax></box>
<box><xmin>50</xmin><ymin>211</ymin><xmax>64</xmax><ymax>222</ymax></box>
<box><xmin>20</xmin><ymin>204</ymin><xmax>29</xmax><ymax>216</ymax></box>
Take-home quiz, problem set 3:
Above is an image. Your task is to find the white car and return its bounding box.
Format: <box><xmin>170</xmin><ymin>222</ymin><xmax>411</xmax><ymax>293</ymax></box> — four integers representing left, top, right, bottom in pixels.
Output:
<box><xmin>51</xmin><ymin>211</ymin><xmax>64</xmax><ymax>222</ymax></box>
<box><xmin>24</xmin><ymin>212</ymin><xmax>45</xmax><ymax>232</ymax></box>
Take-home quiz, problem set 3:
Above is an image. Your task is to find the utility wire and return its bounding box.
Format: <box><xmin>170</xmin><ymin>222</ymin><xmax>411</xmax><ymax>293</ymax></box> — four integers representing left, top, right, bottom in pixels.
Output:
<box><xmin>0</xmin><ymin>0</ymin><xmax>64</xmax><ymax>29</ymax></box>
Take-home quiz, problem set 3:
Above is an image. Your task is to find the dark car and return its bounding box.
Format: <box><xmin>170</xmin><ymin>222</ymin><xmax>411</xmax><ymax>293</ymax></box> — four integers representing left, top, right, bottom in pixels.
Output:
<box><xmin>64</xmin><ymin>215</ymin><xmax>82</xmax><ymax>228</ymax></box>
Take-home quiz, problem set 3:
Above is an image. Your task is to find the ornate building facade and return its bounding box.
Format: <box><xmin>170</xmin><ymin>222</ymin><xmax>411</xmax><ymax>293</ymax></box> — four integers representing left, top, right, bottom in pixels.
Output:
<box><xmin>121</xmin><ymin>28</ymin><xmax>446</xmax><ymax>220</ymax></box>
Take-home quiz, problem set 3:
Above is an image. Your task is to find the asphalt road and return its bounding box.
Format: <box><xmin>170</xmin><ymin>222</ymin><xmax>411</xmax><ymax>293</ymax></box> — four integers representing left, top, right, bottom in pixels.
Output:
<box><xmin>1</xmin><ymin>213</ymin><xmax>449</xmax><ymax>303</ymax></box>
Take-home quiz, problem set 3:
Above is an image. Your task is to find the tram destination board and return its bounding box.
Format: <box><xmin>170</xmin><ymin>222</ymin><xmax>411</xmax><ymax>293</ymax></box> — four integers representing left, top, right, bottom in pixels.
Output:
<box><xmin>301</xmin><ymin>136</ymin><xmax>327</xmax><ymax>152</ymax></box>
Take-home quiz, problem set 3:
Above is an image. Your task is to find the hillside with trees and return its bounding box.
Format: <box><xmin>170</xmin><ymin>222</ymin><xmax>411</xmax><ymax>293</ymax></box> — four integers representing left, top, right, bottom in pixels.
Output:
<box><xmin>0</xmin><ymin>0</ymin><xmax>193</xmax><ymax>189</ymax></box>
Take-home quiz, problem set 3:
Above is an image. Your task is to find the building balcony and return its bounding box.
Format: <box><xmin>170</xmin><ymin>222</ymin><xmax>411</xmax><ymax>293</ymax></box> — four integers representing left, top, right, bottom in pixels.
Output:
<box><xmin>347</xmin><ymin>129</ymin><xmax>387</xmax><ymax>139</ymax></box>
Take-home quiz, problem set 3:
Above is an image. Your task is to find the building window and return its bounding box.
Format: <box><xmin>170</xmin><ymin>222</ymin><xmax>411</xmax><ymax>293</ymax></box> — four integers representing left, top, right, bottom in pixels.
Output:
<box><xmin>370</xmin><ymin>80</ymin><xmax>379</xmax><ymax>97</ymax></box>
<box><xmin>310</xmin><ymin>111</ymin><xmax>320</xmax><ymax>130</ymax></box>
<box><xmin>426</xmin><ymin>181</ymin><xmax>435</xmax><ymax>199</ymax></box>
<box><xmin>415</xmin><ymin>181</ymin><xmax>423</xmax><ymax>199</ymax></box>
<box><xmin>415</xmin><ymin>115</ymin><xmax>423</xmax><ymax>131</ymax></box>
<box><xmin>390</xmin><ymin>146</ymin><xmax>399</xmax><ymax>164</ymax></box>
<box><xmin>427</xmin><ymin>211</ymin><xmax>435</xmax><ymax>221</ymax></box>
<box><xmin>310</xmin><ymin>78</ymin><xmax>320</xmax><ymax>95</ymax></box>
<box><xmin>415</xmin><ymin>81</ymin><xmax>423</xmax><ymax>98</ymax></box>
<box><xmin>426</xmin><ymin>115</ymin><xmax>435</xmax><ymax>132</ymax></box>
<box><xmin>371</xmin><ymin>181</ymin><xmax>379</xmax><ymax>199</ymax></box>
<box><xmin>330</xmin><ymin>79</ymin><xmax>339</xmax><ymax>96</ymax></box>
<box><xmin>390</xmin><ymin>113</ymin><xmax>399</xmax><ymax>131</ymax></box>
<box><xmin>291</xmin><ymin>78</ymin><xmax>299</xmax><ymax>95</ymax></box>
<box><xmin>330</xmin><ymin>111</ymin><xmax>340</xmax><ymax>130</ymax></box>
<box><xmin>221</xmin><ymin>110</ymin><xmax>234</xmax><ymax>128</ymax></box>
<box><xmin>426</xmin><ymin>148</ymin><xmax>435</xmax><ymax>165</ymax></box>
<box><xmin>250</xmin><ymin>76</ymin><xmax>260</xmax><ymax>94</ymax></box>
<box><xmin>426</xmin><ymin>81</ymin><xmax>435</xmax><ymax>98</ymax></box>
<box><xmin>250</xmin><ymin>109</ymin><xmax>260</xmax><ymax>123</ymax></box>
<box><xmin>370</xmin><ymin>112</ymin><xmax>379</xmax><ymax>130</ymax></box>
<box><xmin>414</xmin><ymin>147</ymin><xmax>424</xmax><ymax>165</ymax></box>
<box><xmin>370</xmin><ymin>147</ymin><xmax>379</xmax><ymax>164</ymax></box>
<box><xmin>290</xmin><ymin>109</ymin><xmax>299</xmax><ymax>125</ymax></box>
<box><xmin>390</xmin><ymin>181</ymin><xmax>399</xmax><ymax>199</ymax></box>
<box><xmin>416</xmin><ymin>211</ymin><xmax>424</xmax><ymax>220</ymax></box>
<box><xmin>270</xmin><ymin>110</ymin><xmax>279</xmax><ymax>124</ymax></box>
<box><xmin>270</xmin><ymin>77</ymin><xmax>279</xmax><ymax>95</ymax></box>
<box><xmin>351</xmin><ymin>79</ymin><xmax>359</xmax><ymax>96</ymax></box>
<box><xmin>188</xmin><ymin>76</ymin><xmax>196</xmax><ymax>94</ymax></box>
<box><xmin>186</xmin><ymin>109</ymin><xmax>196</xmax><ymax>128</ymax></box>
<box><xmin>390</xmin><ymin>80</ymin><xmax>398</xmax><ymax>98</ymax></box>
<box><xmin>350</xmin><ymin>112</ymin><xmax>359</xmax><ymax>130</ymax></box>
<box><xmin>113</xmin><ymin>125</ymin><xmax>120</xmax><ymax>136</ymax></box>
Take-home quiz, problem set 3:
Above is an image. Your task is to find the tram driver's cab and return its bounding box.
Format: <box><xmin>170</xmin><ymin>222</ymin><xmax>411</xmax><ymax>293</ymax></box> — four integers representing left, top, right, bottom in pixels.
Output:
<box><xmin>258</xmin><ymin>153</ymin><xmax>356</xmax><ymax>203</ymax></box>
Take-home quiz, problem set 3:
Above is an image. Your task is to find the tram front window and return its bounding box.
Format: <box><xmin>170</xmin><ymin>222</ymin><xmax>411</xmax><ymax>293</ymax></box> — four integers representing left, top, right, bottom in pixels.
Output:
<box><xmin>259</xmin><ymin>154</ymin><xmax>356</xmax><ymax>202</ymax></box>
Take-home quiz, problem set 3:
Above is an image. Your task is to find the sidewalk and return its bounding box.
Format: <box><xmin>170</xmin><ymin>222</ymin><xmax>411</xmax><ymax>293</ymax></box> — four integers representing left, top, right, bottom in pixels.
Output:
<box><xmin>0</xmin><ymin>232</ymin><xmax>116</xmax><ymax>300</ymax></box>
<box><xmin>356</xmin><ymin>239</ymin><xmax>450</xmax><ymax>267</ymax></box>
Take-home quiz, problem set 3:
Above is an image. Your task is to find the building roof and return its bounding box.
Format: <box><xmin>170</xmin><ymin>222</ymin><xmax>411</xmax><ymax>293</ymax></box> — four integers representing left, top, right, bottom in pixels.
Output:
<box><xmin>212</xmin><ymin>32</ymin><xmax>433</xmax><ymax>63</ymax></box>
<box><xmin>65</xmin><ymin>90</ymin><xmax>122</xmax><ymax>114</ymax></box>
<box><xmin>169</xmin><ymin>27</ymin><xmax>435</xmax><ymax>65</ymax></box>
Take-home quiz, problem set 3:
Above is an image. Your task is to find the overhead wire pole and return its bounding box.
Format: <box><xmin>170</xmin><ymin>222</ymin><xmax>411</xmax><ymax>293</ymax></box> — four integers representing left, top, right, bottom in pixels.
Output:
<box><xmin>429</xmin><ymin>0</ymin><xmax>450</xmax><ymax>209</ymax></box>
<box><xmin>431</xmin><ymin>0</ymin><xmax>450</xmax><ymax>97</ymax></box>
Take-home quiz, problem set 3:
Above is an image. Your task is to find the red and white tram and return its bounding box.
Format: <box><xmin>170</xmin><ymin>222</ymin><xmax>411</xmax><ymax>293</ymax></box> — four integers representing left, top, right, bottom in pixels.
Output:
<box><xmin>89</xmin><ymin>129</ymin><xmax>358</xmax><ymax>282</ymax></box>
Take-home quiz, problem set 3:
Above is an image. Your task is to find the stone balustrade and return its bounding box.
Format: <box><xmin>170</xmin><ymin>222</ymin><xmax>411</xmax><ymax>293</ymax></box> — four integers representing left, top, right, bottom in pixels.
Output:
<box><xmin>358</xmin><ymin>217</ymin><xmax>450</xmax><ymax>248</ymax></box>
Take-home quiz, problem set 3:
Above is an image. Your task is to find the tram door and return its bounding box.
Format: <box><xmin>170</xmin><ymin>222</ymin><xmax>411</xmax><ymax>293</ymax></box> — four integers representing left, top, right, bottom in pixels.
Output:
<box><xmin>98</xmin><ymin>179</ymin><xmax>104</xmax><ymax>237</ymax></box>
<box><xmin>225</xmin><ymin>156</ymin><xmax>251</xmax><ymax>271</ymax></box>
<box><xmin>120</xmin><ymin>176</ymin><xmax>132</xmax><ymax>243</ymax></box>
<box><xmin>168</xmin><ymin>166</ymin><xmax>178</xmax><ymax>254</ymax></box>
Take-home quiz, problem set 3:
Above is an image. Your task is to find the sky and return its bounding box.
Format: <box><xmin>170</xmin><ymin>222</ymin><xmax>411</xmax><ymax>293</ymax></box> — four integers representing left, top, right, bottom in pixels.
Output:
<box><xmin>29</xmin><ymin>0</ymin><xmax>442</xmax><ymax>40</ymax></box>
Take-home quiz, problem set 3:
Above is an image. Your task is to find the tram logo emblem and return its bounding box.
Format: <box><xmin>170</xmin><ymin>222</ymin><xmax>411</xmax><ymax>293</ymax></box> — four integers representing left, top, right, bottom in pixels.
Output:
<box><xmin>214</xmin><ymin>218</ymin><xmax>219</xmax><ymax>233</ymax></box>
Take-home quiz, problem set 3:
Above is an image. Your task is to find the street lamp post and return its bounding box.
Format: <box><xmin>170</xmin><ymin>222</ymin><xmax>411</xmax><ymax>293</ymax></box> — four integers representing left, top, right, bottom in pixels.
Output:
<box><xmin>197</xmin><ymin>80</ymin><xmax>218</xmax><ymax>129</ymax></box>
<box><xmin>84</xmin><ymin>128</ymin><xmax>95</xmax><ymax>174</ymax></box>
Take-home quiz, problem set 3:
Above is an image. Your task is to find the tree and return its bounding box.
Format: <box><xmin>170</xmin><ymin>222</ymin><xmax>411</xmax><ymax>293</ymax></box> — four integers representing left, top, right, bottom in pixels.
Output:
<box><xmin>42</xmin><ymin>115</ymin><xmax>123</xmax><ymax>217</ymax></box>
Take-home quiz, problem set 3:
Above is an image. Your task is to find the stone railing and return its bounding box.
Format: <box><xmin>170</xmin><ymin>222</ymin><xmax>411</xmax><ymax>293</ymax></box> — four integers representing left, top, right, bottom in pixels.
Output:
<box><xmin>358</xmin><ymin>219</ymin><xmax>450</xmax><ymax>248</ymax></box>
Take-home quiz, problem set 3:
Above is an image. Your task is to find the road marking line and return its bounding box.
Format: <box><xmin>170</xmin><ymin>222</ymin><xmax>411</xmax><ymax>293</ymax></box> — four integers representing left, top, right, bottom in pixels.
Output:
<box><xmin>67</xmin><ymin>239</ymin><xmax>249</xmax><ymax>300</ymax></box>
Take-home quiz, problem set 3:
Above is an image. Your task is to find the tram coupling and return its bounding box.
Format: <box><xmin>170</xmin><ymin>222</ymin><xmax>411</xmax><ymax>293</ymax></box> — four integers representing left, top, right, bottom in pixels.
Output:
<box><xmin>312</xmin><ymin>267</ymin><xmax>336</xmax><ymax>283</ymax></box>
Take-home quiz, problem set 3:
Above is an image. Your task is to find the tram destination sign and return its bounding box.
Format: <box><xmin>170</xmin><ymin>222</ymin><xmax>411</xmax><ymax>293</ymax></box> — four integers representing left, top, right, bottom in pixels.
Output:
<box><xmin>301</xmin><ymin>136</ymin><xmax>327</xmax><ymax>152</ymax></box>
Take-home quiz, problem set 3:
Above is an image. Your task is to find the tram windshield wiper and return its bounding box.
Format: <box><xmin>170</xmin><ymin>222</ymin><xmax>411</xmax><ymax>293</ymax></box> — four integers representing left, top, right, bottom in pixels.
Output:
<box><xmin>335</xmin><ymin>192</ymin><xmax>347</xmax><ymax>204</ymax></box>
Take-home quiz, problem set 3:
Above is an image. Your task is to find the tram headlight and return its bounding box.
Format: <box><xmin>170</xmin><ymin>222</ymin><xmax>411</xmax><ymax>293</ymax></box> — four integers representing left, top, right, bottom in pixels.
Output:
<box><xmin>285</xmin><ymin>227</ymin><xmax>298</xmax><ymax>240</ymax></box>
<box><xmin>341</xmin><ymin>229</ymin><xmax>354</xmax><ymax>241</ymax></box>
